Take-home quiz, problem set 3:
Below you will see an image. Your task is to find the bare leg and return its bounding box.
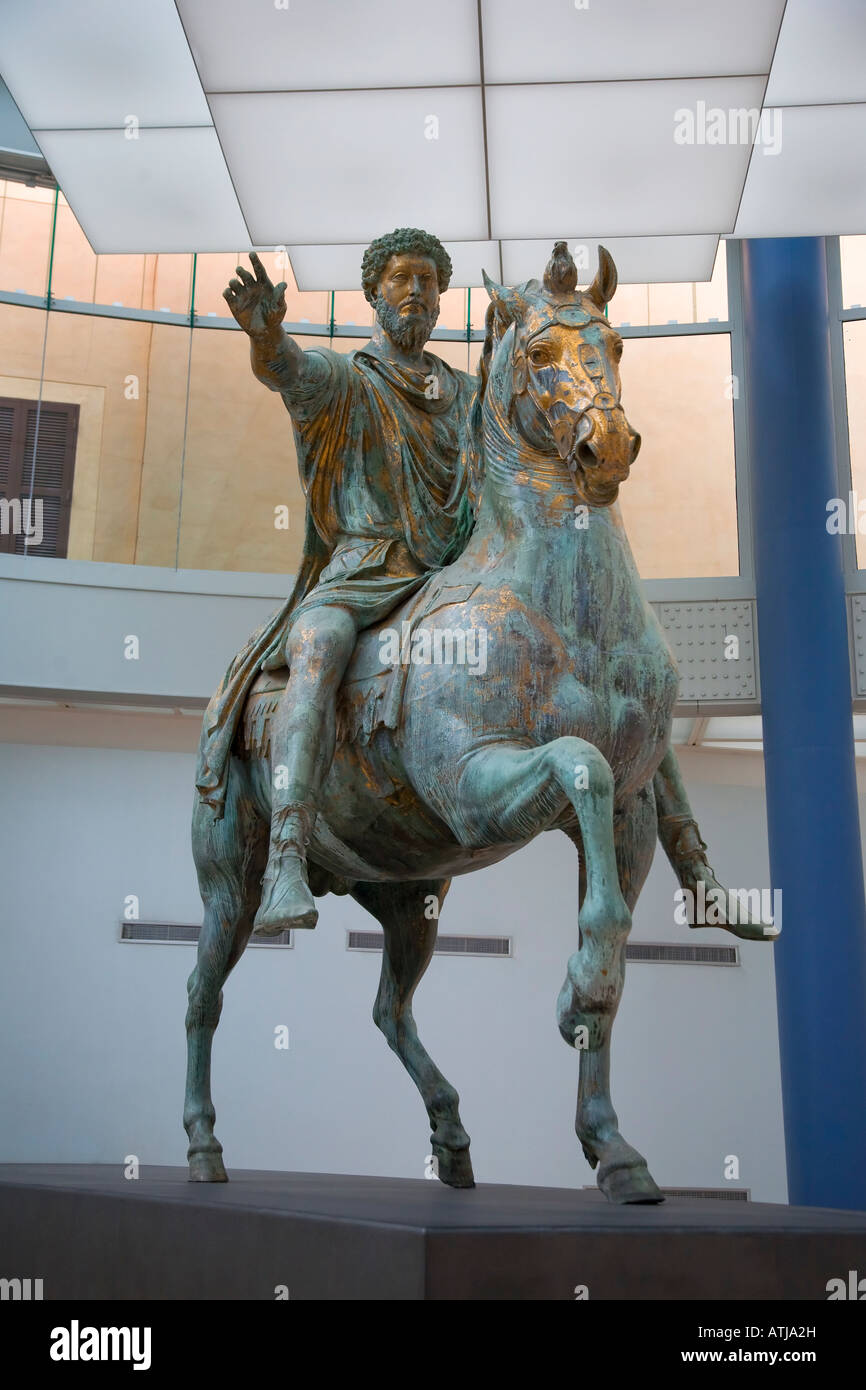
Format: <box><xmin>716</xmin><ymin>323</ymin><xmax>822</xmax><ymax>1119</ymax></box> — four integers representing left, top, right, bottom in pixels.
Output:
<box><xmin>351</xmin><ymin>878</ymin><xmax>474</xmax><ymax>1189</ymax></box>
<box><xmin>185</xmin><ymin>762</ymin><xmax>266</xmax><ymax>1180</ymax></box>
<box><xmin>654</xmin><ymin>746</ymin><xmax>779</xmax><ymax>941</ymax></box>
<box><xmin>254</xmin><ymin>605</ymin><xmax>357</xmax><ymax>935</ymax></box>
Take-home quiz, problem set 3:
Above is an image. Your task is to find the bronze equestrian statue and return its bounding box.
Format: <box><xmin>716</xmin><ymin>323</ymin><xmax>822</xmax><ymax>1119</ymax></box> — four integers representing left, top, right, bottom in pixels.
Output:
<box><xmin>186</xmin><ymin>232</ymin><xmax>775</xmax><ymax>1203</ymax></box>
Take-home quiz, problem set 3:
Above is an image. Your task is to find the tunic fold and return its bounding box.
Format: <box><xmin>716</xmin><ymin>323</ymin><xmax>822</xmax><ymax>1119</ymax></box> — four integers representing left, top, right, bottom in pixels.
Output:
<box><xmin>195</xmin><ymin>343</ymin><xmax>479</xmax><ymax>818</ymax></box>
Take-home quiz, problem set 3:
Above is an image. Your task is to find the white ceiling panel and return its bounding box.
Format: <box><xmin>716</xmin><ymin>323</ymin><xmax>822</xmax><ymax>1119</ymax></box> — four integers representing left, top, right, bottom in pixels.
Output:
<box><xmin>0</xmin><ymin>0</ymin><xmax>209</xmax><ymax>128</ymax></box>
<box><xmin>486</xmin><ymin>78</ymin><xmax>766</xmax><ymax>239</ymax></box>
<box><xmin>481</xmin><ymin>0</ymin><xmax>784</xmax><ymax>84</ymax></box>
<box><xmin>734</xmin><ymin>104</ymin><xmax>866</xmax><ymax>237</ymax></box>
<box><xmin>444</xmin><ymin>240</ymin><xmax>502</xmax><ymax>288</ymax></box>
<box><xmin>765</xmin><ymin>0</ymin><xmax>866</xmax><ymax>106</ymax></box>
<box><xmin>289</xmin><ymin>239</ymin><xmax>500</xmax><ymax>291</ymax></box>
<box><xmin>501</xmin><ymin>235</ymin><xmax>719</xmax><ymax>286</ymax></box>
<box><xmin>287</xmin><ymin>244</ymin><xmax>369</xmax><ymax>293</ymax></box>
<box><xmin>211</xmin><ymin>89</ymin><xmax>488</xmax><ymax>245</ymax></box>
<box><xmin>1</xmin><ymin>0</ymin><xmax>864</xmax><ymax>273</ymax></box>
<box><xmin>177</xmin><ymin>0</ymin><xmax>479</xmax><ymax>91</ymax></box>
<box><xmin>32</xmin><ymin>127</ymin><xmax>249</xmax><ymax>252</ymax></box>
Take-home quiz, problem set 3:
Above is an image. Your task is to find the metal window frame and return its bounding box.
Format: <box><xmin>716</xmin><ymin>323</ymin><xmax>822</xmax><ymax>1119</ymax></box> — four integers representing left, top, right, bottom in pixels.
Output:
<box><xmin>826</xmin><ymin>236</ymin><xmax>866</xmax><ymax>592</ymax></box>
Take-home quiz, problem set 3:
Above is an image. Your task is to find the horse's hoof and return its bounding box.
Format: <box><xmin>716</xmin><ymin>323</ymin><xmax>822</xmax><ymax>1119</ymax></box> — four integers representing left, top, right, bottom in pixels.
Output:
<box><xmin>433</xmin><ymin>1144</ymin><xmax>475</xmax><ymax>1188</ymax></box>
<box><xmin>188</xmin><ymin>1151</ymin><xmax>228</xmax><ymax>1183</ymax></box>
<box><xmin>599</xmin><ymin>1162</ymin><xmax>664</xmax><ymax>1205</ymax></box>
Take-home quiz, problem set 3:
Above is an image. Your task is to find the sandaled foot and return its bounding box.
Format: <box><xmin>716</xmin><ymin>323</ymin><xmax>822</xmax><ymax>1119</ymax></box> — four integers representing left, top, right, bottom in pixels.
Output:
<box><xmin>666</xmin><ymin>818</ymin><xmax>780</xmax><ymax>943</ymax></box>
<box><xmin>686</xmin><ymin>865</ymin><xmax>781</xmax><ymax>942</ymax></box>
<box><xmin>254</xmin><ymin>848</ymin><xmax>318</xmax><ymax>936</ymax></box>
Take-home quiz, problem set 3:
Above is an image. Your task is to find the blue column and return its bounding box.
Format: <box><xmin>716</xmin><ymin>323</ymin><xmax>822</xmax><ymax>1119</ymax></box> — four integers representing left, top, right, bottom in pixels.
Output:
<box><xmin>742</xmin><ymin>237</ymin><xmax>866</xmax><ymax>1210</ymax></box>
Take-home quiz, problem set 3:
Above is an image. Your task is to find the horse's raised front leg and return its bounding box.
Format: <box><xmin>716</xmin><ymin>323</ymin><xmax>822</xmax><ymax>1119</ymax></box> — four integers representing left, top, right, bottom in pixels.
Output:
<box><xmin>567</xmin><ymin>784</ymin><xmax>664</xmax><ymax>1204</ymax></box>
<box><xmin>350</xmin><ymin>878</ymin><xmax>474</xmax><ymax>1189</ymax></box>
<box><xmin>185</xmin><ymin>767</ymin><xmax>267</xmax><ymax>1181</ymax></box>
<box><xmin>447</xmin><ymin>737</ymin><xmax>659</xmax><ymax>1203</ymax></box>
<box><xmin>451</xmin><ymin>736</ymin><xmax>629</xmax><ymax>958</ymax></box>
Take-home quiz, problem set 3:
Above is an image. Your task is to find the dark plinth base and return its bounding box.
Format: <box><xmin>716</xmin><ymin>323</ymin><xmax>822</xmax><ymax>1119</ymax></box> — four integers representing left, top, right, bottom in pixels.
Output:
<box><xmin>1</xmin><ymin>1165</ymin><xmax>865</xmax><ymax>1300</ymax></box>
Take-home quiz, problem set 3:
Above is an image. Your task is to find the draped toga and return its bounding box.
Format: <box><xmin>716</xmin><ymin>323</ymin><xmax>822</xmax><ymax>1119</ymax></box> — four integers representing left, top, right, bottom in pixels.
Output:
<box><xmin>195</xmin><ymin>343</ymin><xmax>479</xmax><ymax>818</ymax></box>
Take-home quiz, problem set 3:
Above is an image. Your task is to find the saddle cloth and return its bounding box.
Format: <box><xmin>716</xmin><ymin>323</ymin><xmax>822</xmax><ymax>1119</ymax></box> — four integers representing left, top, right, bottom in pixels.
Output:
<box><xmin>239</xmin><ymin>575</ymin><xmax>479</xmax><ymax>760</ymax></box>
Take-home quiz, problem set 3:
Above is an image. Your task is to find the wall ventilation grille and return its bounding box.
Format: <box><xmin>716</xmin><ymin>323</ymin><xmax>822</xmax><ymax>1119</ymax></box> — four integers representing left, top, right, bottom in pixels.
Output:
<box><xmin>584</xmin><ymin>1186</ymin><xmax>750</xmax><ymax>1201</ymax></box>
<box><xmin>662</xmin><ymin>1187</ymin><xmax>750</xmax><ymax>1201</ymax></box>
<box><xmin>119</xmin><ymin>927</ymin><xmax>734</xmax><ymax>964</ymax></box>
<box><xmin>347</xmin><ymin>934</ymin><xmax>736</xmax><ymax>964</ymax></box>
<box><xmin>119</xmin><ymin>921</ymin><xmax>293</xmax><ymax>948</ymax></box>
<box><xmin>628</xmin><ymin>942</ymin><xmax>739</xmax><ymax>966</ymax></box>
<box><xmin>347</xmin><ymin>930</ymin><xmax>512</xmax><ymax>958</ymax></box>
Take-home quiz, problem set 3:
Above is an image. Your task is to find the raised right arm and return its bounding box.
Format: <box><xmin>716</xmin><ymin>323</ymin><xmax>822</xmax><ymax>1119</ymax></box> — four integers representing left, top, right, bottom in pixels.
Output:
<box><xmin>224</xmin><ymin>251</ymin><xmax>308</xmax><ymax>394</ymax></box>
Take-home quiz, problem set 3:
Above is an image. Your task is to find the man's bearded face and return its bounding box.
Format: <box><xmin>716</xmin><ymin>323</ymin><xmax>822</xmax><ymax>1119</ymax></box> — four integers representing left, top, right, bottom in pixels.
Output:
<box><xmin>375</xmin><ymin>252</ymin><xmax>440</xmax><ymax>353</ymax></box>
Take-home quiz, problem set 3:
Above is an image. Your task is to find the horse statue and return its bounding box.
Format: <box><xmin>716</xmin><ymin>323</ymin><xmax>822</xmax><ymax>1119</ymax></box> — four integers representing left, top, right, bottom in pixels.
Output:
<box><xmin>184</xmin><ymin>244</ymin><xmax>756</xmax><ymax>1204</ymax></box>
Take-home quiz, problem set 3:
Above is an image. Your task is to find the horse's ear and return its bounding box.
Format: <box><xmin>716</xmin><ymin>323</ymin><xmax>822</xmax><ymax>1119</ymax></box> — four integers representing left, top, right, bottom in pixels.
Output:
<box><xmin>482</xmin><ymin>270</ymin><xmax>530</xmax><ymax>324</ymax></box>
<box><xmin>586</xmin><ymin>245</ymin><xmax>618</xmax><ymax>311</ymax></box>
<box><xmin>482</xmin><ymin>269</ymin><xmax>510</xmax><ymax>317</ymax></box>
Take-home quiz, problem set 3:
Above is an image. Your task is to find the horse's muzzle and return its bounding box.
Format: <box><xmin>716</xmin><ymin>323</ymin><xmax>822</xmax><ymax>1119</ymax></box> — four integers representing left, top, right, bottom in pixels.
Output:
<box><xmin>570</xmin><ymin>407</ymin><xmax>640</xmax><ymax>493</ymax></box>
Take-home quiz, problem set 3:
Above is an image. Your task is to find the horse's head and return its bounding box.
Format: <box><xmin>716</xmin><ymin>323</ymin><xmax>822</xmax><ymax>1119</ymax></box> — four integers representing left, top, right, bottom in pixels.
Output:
<box><xmin>482</xmin><ymin>243</ymin><xmax>641</xmax><ymax>507</ymax></box>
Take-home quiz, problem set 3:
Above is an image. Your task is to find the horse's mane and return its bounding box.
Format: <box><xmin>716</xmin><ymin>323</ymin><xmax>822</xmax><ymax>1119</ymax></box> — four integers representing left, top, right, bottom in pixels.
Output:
<box><xmin>469</xmin><ymin>300</ymin><xmax>510</xmax><ymax>492</ymax></box>
<box><xmin>477</xmin><ymin>302</ymin><xmax>496</xmax><ymax>403</ymax></box>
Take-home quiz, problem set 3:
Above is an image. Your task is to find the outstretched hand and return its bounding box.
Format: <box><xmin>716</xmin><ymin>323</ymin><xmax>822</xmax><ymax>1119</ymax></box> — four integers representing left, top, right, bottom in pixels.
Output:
<box><xmin>224</xmin><ymin>251</ymin><xmax>287</xmax><ymax>340</ymax></box>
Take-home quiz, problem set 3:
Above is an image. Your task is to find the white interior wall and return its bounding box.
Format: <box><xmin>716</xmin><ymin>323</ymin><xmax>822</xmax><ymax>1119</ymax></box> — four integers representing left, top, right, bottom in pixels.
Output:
<box><xmin>0</xmin><ymin>734</ymin><xmax>790</xmax><ymax>1200</ymax></box>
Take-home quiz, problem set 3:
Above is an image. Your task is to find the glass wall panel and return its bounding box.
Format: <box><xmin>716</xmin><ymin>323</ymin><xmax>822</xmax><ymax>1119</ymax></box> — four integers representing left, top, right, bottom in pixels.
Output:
<box><xmin>194</xmin><ymin>251</ymin><xmax>329</xmax><ymax>326</ymax></box>
<box><xmin>695</xmin><ymin>243</ymin><xmax>729</xmax><ymax>323</ymax></box>
<box><xmin>130</xmin><ymin>323</ymin><xmax>193</xmax><ymax>568</ymax></box>
<box><xmin>0</xmin><ymin>187</ymin><xmax>740</xmax><ymax>578</ymax></box>
<box><xmin>437</xmin><ymin>285</ymin><xmax>468</xmax><ymax>332</ymax></box>
<box><xmin>193</xmin><ymin>251</ymin><xmax>248</xmax><ymax>321</ymax></box>
<box><xmin>841</xmin><ymin>235</ymin><xmax>866</xmax><ymax>311</ymax></box>
<box><xmin>37</xmin><ymin>311</ymin><xmax>187</xmax><ymax>564</ymax></box>
<box><xmin>0</xmin><ymin>301</ymin><xmax>48</xmax><ymax>387</ymax></box>
<box><xmin>175</xmin><ymin>326</ymin><xmax>317</xmax><ymax>575</ymax></box>
<box><xmin>617</xmin><ymin>333</ymin><xmax>739</xmax><ymax>578</ymax></box>
<box><xmin>50</xmin><ymin>194</ymin><xmax>98</xmax><ymax>303</ymax></box>
<box><xmin>332</xmin><ymin>289</ymin><xmax>373</xmax><ymax>332</ymax></box>
<box><xmin>192</xmin><ymin>251</ymin><xmax>245</xmax><ymax>321</ymax></box>
<box><xmin>611</xmin><ymin>242</ymin><xmax>728</xmax><ymax>328</ymax></box>
<box><xmin>1</xmin><ymin>297</ymin><xmax>739</xmax><ymax>578</ymax></box>
<box><xmin>93</xmin><ymin>251</ymin><xmax>147</xmax><ymax>311</ymax></box>
<box><xmin>430</xmin><ymin>336</ymin><xmax>474</xmax><ymax>376</ymax></box>
<box><xmin>150</xmin><ymin>255</ymin><xmax>193</xmax><ymax>316</ymax></box>
<box><xmin>0</xmin><ymin>182</ymin><xmax>54</xmax><ymax>296</ymax></box>
<box><xmin>843</xmin><ymin>320</ymin><xmax>866</xmax><ymax>568</ymax></box>
<box><xmin>0</xmin><ymin>302</ymin><xmax>51</xmax><ymax>554</ymax></box>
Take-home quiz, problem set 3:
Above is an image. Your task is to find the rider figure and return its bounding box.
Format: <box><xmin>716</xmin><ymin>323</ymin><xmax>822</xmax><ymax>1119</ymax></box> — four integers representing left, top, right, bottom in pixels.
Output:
<box><xmin>215</xmin><ymin>230</ymin><xmax>478</xmax><ymax>935</ymax></box>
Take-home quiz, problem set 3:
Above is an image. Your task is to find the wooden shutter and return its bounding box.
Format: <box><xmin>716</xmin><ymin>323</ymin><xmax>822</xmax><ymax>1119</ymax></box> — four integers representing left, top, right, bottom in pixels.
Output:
<box><xmin>0</xmin><ymin>397</ymin><xmax>78</xmax><ymax>557</ymax></box>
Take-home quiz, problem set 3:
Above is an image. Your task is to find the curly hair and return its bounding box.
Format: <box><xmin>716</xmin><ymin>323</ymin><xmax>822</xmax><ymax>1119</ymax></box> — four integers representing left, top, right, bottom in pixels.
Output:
<box><xmin>361</xmin><ymin>227</ymin><xmax>452</xmax><ymax>305</ymax></box>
